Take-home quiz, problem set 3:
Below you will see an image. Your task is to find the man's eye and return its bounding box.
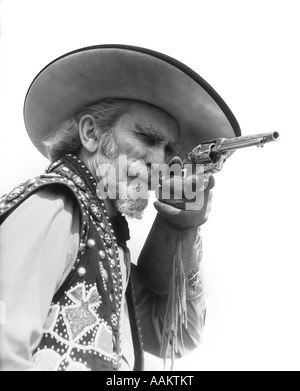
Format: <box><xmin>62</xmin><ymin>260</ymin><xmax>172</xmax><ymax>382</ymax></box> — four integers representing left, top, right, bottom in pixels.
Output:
<box><xmin>165</xmin><ymin>144</ymin><xmax>176</xmax><ymax>156</ymax></box>
<box><xmin>136</xmin><ymin>133</ymin><xmax>156</xmax><ymax>145</ymax></box>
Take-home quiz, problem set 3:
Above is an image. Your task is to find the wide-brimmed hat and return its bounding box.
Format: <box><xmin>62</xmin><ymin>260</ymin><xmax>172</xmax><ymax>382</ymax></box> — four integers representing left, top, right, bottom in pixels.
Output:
<box><xmin>24</xmin><ymin>44</ymin><xmax>241</xmax><ymax>159</ymax></box>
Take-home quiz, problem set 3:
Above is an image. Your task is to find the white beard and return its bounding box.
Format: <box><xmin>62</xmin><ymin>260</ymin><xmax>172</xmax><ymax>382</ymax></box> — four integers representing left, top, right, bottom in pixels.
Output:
<box><xmin>94</xmin><ymin>145</ymin><xmax>150</xmax><ymax>219</ymax></box>
<box><xmin>113</xmin><ymin>197</ymin><xmax>149</xmax><ymax>220</ymax></box>
<box><xmin>113</xmin><ymin>158</ymin><xmax>150</xmax><ymax>219</ymax></box>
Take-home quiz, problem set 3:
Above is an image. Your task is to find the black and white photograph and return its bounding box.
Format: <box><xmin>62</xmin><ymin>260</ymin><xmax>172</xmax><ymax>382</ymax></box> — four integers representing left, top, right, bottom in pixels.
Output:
<box><xmin>0</xmin><ymin>0</ymin><xmax>299</xmax><ymax>372</ymax></box>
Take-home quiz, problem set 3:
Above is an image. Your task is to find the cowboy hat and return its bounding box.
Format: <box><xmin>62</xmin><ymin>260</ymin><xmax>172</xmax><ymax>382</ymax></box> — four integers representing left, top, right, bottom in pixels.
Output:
<box><xmin>24</xmin><ymin>44</ymin><xmax>241</xmax><ymax>159</ymax></box>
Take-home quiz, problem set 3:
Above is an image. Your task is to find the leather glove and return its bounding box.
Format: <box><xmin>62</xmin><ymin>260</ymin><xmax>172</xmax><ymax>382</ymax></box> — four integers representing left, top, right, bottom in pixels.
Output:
<box><xmin>154</xmin><ymin>156</ymin><xmax>215</xmax><ymax>229</ymax></box>
<box><xmin>137</xmin><ymin>157</ymin><xmax>214</xmax><ymax>294</ymax></box>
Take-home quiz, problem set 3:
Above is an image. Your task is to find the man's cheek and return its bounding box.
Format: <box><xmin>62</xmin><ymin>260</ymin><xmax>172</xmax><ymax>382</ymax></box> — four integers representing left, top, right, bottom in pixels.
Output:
<box><xmin>96</xmin><ymin>162</ymin><xmax>118</xmax><ymax>199</ymax></box>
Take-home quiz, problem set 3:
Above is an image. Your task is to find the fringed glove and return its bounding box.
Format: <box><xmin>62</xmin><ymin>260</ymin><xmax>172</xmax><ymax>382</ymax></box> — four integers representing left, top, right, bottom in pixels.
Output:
<box><xmin>137</xmin><ymin>156</ymin><xmax>214</xmax><ymax>367</ymax></box>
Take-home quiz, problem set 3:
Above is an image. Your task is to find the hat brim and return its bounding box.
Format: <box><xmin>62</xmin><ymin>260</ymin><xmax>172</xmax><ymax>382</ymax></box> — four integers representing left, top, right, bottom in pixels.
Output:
<box><xmin>24</xmin><ymin>44</ymin><xmax>241</xmax><ymax>159</ymax></box>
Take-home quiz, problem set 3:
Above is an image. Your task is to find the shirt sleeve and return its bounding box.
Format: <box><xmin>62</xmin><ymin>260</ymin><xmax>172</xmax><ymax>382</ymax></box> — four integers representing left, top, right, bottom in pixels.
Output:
<box><xmin>0</xmin><ymin>187</ymin><xmax>80</xmax><ymax>371</ymax></box>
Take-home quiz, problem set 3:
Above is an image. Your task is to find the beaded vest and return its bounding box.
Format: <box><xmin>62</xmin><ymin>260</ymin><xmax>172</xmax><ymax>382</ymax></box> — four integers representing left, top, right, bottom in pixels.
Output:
<box><xmin>0</xmin><ymin>155</ymin><xmax>144</xmax><ymax>371</ymax></box>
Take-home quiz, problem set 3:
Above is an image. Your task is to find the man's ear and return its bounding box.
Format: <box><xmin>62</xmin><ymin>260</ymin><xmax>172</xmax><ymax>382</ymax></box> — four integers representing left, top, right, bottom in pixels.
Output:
<box><xmin>78</xmin><ymin>115</ymin><xmax>99</xmax><ymax>153</ymax></box>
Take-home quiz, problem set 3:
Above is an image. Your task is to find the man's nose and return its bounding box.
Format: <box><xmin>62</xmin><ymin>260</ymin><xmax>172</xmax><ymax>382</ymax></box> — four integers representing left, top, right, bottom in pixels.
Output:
<box><xmin>145</xmin><ymin>145</ymin><xmax>165</xmax><ymax>165</ymax></box>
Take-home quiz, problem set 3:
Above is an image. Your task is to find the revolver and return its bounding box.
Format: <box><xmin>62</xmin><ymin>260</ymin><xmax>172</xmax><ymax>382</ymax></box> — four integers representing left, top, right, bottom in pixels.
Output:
<box><xmin>188</xmin><ymin>131</ymin><xmax>280</xmax><ymax>176</ymax></box>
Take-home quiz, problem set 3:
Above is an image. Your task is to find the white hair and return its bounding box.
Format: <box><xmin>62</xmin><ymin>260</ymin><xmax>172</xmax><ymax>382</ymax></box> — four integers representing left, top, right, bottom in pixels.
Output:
<box><xmin>43</xmin><ymin>99</ymin><xmax>135</xmax><ymax>161</ymax></box>
<box><xmin>43</xmin><ymin>98</ymin><xmax>151</xmax><ymax>219</ymax></box>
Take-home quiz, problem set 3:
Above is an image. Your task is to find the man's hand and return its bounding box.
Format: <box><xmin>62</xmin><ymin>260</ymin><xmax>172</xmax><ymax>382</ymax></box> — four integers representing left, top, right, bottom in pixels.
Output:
<box><xmin>154</xmin><ymin>156</ymin><xmax>215</xmax><ymax>229</ymax></box>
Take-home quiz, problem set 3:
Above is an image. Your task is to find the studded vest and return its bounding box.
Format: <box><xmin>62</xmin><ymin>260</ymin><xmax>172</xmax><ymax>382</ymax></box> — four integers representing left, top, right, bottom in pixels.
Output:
<box><xmin>0</xmin><ymin>155</ymin><xmax>144</xmax><ymax>371</ymax></box>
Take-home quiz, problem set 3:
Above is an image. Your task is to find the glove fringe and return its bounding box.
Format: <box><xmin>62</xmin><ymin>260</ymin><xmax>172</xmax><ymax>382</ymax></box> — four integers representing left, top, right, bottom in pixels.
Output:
<box><xmin>160</xmin><ymin>237</ymin><xmax>187</xmax><ymax>370</ymax></box>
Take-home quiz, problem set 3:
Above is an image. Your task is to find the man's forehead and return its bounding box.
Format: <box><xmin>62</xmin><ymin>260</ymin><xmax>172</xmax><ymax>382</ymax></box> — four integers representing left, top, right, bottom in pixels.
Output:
<box><xmin>129</xmin><ymin>102</ymin><xmax>178</xmax><ymax>133</ymax></box>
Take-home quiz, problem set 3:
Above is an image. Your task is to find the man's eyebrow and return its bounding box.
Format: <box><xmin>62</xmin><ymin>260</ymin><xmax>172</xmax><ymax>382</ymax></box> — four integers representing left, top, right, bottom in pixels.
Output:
<box><xmin>133</xmin><ymin>122</ymin><xmax>179</xmax><ymax>154</ymax></box>
<box><xmin>134</xmin><ymin>123</ymin><xmax>166</xmax><ymax>142</ymax></box>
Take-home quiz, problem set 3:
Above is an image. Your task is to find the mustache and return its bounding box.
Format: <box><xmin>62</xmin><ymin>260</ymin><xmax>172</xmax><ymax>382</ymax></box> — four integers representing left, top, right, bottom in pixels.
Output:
<box><xmin>126</xmin><ymin>158</ymin><xmax>151</xmax><ymax>185</ymax></box>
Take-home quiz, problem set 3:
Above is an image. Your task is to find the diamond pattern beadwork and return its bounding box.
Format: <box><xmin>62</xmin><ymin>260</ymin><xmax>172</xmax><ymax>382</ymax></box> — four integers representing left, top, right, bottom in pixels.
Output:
<box><xmin>6</xmin><ymin>185</ymin><xmax>26</xmax><ymax>201</ymax></box>
<box><xmin>71</xmin><ymin>174</ymin><xmax>86</xmax><ymax>190</ymax></box>
<box><xmin>63</xmin><ymin>284</ymin><xmax>101</xmax><ymax>341</ymax></box>
<box><xmin>89</xmin><ymin>203</ymin><xmax>103</xmax><ymax>222</ymax></box>
<box><xmin>104</xmin><ymin>234</ymin><xmax>112</xmax><ymax>247</ymax></box>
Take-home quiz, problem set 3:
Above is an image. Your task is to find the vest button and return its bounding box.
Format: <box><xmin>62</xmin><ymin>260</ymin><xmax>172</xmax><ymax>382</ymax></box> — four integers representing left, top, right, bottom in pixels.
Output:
<box><xmin>87</xmin><ymin>239</ymin><xmax>95</xmax><ymax>248</ymax></box>
<box><xmin>102</xmin><ymin>268</ymin><xmax>108</xmax><ymax>282</ymax></box>
<box><xmin>77</xmin><ymin>267</ymin><xmax>86</xmax><ymax>277</ymax></box>
<box><xmin>99</xmin><ymin>250</ymin><xmax>106</xmax><ymax>259</ymax></box>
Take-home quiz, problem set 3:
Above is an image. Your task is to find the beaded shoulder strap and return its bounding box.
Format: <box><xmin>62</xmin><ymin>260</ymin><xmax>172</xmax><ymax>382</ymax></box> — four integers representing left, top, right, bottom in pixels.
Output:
<box><xmin>0</xmin><ymin>155</ymin><xmax>122</xmax><ymax>292</ymax></box>
<box><xmin>0</xmin><ymin>168</ymin><xmax>90</xmax><ymax>264</ymax></box>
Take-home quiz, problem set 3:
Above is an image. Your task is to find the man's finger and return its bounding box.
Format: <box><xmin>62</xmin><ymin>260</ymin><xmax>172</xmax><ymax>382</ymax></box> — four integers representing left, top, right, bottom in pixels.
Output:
<box><xmin>205</xmin><ymin>174</ymin><xmax>215</xmax><ymax>190</ymax></box>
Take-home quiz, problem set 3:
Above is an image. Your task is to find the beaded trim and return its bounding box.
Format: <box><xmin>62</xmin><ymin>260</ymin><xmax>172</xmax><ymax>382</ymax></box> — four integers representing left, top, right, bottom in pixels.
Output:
<box><xmin>53</xmin><ymin>154</ymin><xmax>124</xmax><ymax>370</ymax></box>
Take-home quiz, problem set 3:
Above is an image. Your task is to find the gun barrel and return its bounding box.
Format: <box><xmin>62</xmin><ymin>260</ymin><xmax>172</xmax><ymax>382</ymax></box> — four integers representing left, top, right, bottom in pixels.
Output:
<box><xmin>217</xmin><ymin>131</ymin><xmax>280</xmax><ymax>152</ymax></box>
<box><xmin>188</xmin><ymin>131</ymin><xmax>280</xmax><ymax>165</ymax></box>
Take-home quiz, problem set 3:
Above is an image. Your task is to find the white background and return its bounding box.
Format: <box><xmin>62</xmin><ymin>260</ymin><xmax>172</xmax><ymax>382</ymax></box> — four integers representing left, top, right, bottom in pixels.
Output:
<box><xmin>0</xmin><ymin>0</ymin><xmax>299</xmax><ymax>371</ymax></box>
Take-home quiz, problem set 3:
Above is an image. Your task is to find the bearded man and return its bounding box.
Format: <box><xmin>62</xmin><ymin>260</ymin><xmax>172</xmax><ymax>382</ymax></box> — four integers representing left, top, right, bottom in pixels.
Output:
<box><xmin>0</xmin><ymin>45</ymin><xmax>240</xmax><ymax>371</ymax></box>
